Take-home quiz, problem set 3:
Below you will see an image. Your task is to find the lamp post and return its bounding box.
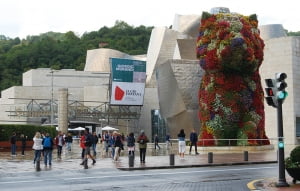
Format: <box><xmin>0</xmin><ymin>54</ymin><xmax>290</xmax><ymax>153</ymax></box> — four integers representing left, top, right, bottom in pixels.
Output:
<box><xmin>50</xmin><ymin>70</ymin><xmax>57</xmax><ymax>127</ymax></box>
<box><xmin>99</xmin><ymin>118</ymin><xmax>106</xmax><ymax>135</ymax></box>
<box><xmin>126</xmin><ymin>119</ymin><xmax>130</xmax><ymax>136</ymax></box>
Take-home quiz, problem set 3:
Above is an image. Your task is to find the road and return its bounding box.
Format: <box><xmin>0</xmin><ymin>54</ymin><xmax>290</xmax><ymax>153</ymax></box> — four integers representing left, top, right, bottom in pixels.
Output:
<box><xmin>0</xmin><ymin>163</ymin><xmax>277</xmax><ymax>191</ymax></box>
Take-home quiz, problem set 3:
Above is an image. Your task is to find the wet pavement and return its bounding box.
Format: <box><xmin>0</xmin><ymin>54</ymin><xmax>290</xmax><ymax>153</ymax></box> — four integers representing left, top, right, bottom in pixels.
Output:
<box><xmin>0</xmin><ymin>143</ymin><xmax>299</xmax><ymax>190</ymax></box>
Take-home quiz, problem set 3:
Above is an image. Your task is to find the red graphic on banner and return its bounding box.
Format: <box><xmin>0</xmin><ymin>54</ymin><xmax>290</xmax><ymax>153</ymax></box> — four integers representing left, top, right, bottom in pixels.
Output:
<box><xmin>115</xmin><ymin>86</ymin><xmax>125</xmax><ymax>100</ymax></box>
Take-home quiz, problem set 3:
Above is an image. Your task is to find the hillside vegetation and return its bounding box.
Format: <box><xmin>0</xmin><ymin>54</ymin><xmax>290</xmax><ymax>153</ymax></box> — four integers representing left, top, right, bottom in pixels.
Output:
<box><xmin>0</xmin><ymin>21</ymin><xmax>153</xmax><ymax>92</ymax></box>
<box><xmin>0</xmin><ymin>21</ymin><xmax>299</xmax><ymax>93</ymax></box>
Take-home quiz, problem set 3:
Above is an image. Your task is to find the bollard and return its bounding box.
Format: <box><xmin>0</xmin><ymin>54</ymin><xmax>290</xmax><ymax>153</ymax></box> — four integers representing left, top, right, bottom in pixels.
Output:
<box><xmin>208</xmin><ymin>152</ymin><xmax>213</xmax><ymax>163</ymax></box>
<box><xmin>129</xmin><ymin>154</ymin><xmax>134</xmax><ymax>167</ymax></box>
<box><xmin>244</xmin><ymin>151</ymin><xmax>248</xmax><ymax>161</ymax></box>
<box><xmin>169</xmin><ymin>154</ymin><xmax>175</xmax><ymax>166</ymax></box>
<box><xmin>36</xmin><ymin>160</ymin><xmax>41</xmax><ymax>171</ymax></box>
<box><xmin>84</xmin><ymin>159</ymin><xmax>88</xmax><ymax>169</ymax></box>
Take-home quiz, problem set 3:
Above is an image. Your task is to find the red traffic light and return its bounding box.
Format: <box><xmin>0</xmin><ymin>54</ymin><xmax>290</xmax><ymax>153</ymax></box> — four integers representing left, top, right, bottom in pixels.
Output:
<box><xmin>265</xmin><ymin>88</ymin><xmax>274</xmax><ymax>96</ymax></box>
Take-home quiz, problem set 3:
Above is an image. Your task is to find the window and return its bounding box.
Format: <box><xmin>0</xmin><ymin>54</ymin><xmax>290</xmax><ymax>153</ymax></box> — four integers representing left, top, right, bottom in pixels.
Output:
<box><xmin>296</xmin><ymin>117</ymin><xmax>300</xmax><ymax>137</ymax></box>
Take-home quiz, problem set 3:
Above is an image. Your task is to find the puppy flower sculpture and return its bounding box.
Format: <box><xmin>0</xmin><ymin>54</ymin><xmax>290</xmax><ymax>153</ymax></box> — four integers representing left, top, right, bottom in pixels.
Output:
<box><xmin>196</xmin><ymin>11</ymin><xmax>269</xmax><ymax>146</ymax></box>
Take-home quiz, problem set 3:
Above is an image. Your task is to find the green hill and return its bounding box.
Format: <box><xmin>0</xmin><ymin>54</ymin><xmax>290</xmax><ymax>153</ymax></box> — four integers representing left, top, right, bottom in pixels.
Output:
<box><xmin>0</xmin><ymin>21</ymin><xmax>153</xmax><ymax>92</ymax></box>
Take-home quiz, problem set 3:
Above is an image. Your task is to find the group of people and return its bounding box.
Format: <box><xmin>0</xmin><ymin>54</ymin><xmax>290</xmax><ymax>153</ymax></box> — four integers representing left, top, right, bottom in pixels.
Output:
<box><xmin>25</xmin><ymin>127</ymin><xmax>199</xmax><ymax>168</ymax></box>
<box><xmin>9</xmin><ymin>132</ymin><xmax>27</xmax><ymax>156</ymax></box>
<box><xmin>177</xmin><ymin>128</ymin><xmax>199</xmax><ymax>159</ymax></box>
<box><xmin>31</xmin><ymin>131</ymin><xmax>76</xmax><ymax>167</ymax></box>
<box><xmin>101</xmin><ymin>130</ymin><xmax>149</xmax><ymax>163</ymax></box>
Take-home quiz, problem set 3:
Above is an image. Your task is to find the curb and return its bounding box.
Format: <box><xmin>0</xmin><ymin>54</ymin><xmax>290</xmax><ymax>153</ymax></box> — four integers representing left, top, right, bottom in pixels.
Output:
<box><xmin>247</xmin><ymin>179</ymin><xmax>264</xmax><ymax>190</ymax></box>
<box><xmin>118</xmin><ymin>160</ymin><xmax>277</xmax><ymax>171</ymax></box>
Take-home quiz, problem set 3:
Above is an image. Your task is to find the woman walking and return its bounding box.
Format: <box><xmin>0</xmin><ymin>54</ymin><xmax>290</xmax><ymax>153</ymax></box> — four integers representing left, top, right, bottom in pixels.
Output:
<box><xmin>32</xmin><ymin>132</ymin><xmax>43</xmax><ymax>166</ymax></box>
<box><xmin>127</xmin><ymin>132</ymin><xmax>135</xmax><ymax>157</ymax></box>
<box><xmin>177</xmin><ymin>129</ymin><xmax>186</xmax><ymax>159</ymax></box>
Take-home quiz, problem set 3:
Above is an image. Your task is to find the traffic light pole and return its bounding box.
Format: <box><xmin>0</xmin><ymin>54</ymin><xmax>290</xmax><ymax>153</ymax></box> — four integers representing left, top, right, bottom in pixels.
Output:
<box><xmin>276</xmin><ymin>99</ymin><xmax>289</xmax><ymax>187</ymax></box>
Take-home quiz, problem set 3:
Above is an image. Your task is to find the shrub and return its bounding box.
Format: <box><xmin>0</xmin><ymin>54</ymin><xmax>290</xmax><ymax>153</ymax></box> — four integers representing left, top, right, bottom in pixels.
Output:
<box><xmin>0</xmin><ymin>124</ymin><xmax>56</xmax><ymax>141</ymax></box>
<box><xmin>290</xmin><ymin>146</ymin><xmax>300</xmax><ymax>163</ymax></box>
<box><xmin>285</xmin><ymin>146</ymin><xmax>300</xmax><ymax>169</ymax></box>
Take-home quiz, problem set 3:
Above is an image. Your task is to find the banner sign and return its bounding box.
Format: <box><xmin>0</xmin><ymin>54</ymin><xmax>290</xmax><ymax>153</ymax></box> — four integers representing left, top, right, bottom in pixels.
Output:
<box><xmin>110</xmin><ymin>58</ymin><xmax>146</xmax><ymax>105</ymax></box>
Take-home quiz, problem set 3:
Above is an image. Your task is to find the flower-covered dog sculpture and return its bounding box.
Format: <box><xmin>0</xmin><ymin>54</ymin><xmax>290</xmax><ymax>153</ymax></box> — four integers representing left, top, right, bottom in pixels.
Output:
<box><xmin>196</xmin><ymin>12</ymin><xmax>269</xmax><ymax>146</ymax></box>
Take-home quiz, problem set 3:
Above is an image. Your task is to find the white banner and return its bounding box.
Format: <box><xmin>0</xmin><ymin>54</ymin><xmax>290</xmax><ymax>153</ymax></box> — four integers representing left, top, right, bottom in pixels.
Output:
<box><xmin>110</xmin><ymin>82</ymin><xmax>145</xmax><ymax>105</ymax></box>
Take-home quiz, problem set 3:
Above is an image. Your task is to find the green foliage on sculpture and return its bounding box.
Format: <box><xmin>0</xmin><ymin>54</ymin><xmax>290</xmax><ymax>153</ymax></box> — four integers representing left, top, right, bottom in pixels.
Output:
<box><xmin>196</xmin><ymin>11</ymin><xmax>270</xmax><ymax>146</ymax></box>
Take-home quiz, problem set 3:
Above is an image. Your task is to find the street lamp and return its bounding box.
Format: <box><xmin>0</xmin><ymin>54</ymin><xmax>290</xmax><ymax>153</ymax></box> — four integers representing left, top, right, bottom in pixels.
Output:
<box><xmin>126</xmin><ymin>119</ymin><xmax>131</xmax><ymax>136</ymax></box>
<box><xmin>50</xmin><ymin>70</ymin><xmax>57</xmax><ymax>126</ymax></box>
<box><xmin>99</xmin><ymin>118</ymin><xmax>106</xmax><ymax>135</ymax></box>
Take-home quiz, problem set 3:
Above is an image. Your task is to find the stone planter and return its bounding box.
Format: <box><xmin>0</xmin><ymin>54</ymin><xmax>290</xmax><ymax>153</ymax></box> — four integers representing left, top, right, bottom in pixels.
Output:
<box><xmin>286</xmin><ymin>168</ymin><xmax>300</xmax><ymax>184</ymax></box>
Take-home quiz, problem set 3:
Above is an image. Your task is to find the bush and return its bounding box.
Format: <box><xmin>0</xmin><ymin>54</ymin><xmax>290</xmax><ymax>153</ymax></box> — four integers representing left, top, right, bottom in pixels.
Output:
<box><xmin>0</xmin><ymin>124</ymin><xmax>56</xmax><ymax>141</ymax></box>
<box><xmin>285</xmin><ymin>146</ymin><xmax>300</xmax><ymax>169</ymax></box>
<box><xmin>290</xmin><ymin>146</ymin><xmax>300</xmax><ymax>163</ymax></box>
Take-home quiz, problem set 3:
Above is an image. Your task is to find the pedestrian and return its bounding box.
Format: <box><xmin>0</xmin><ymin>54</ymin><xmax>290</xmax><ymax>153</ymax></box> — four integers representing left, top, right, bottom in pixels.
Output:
<box><xmin>55</xmin><ymin>131</ymin><xmax>65</xmax><ymax>159</ymax></box>
<box><xmin>91</xmin><ymin>132</ymin><xmax>99</xmax><ymax>157</ymax></box>
<box><xmin>165</xmin><ymin>134</ymin><xmax>172</xmax><ymax>150</ymax></box>
<box><xmin>127</xmin><ymin>132</ymin><xmax>135</xmax><ymax>156</ymax></box>
<box><xmin>137</xmin><ymin>130</ymin><xmax>149</xmax><ymax>163</ymax></box>
<box><xmin>109</xmin><ymin>132</ymin><xmax>115</xmax><ymax>159</ymax></box>
<box><xmin>64</xmin><ymin>133</ymin><xmax>73</xmax><ymax>152</ymax></box>
<box><xmin>102</xmin><ymin>131</ymin><xmax>110</xmax><ymax>155</ymax></box>
<box><xmin>80</xmin><ymin>128</ymin><xmax>96</xmax><ymax>167</ymax></box>
<box><xmin>32</xmin><ymin>132</ymin><xmax>43</xmax><ymax>165</ymax></box>
<box><xmin>20</xmin><ymin>134</ymin><xmax>27</xmax><ymax>156</ymax></box>
<box><xmin>42</xmin><ymin>133</ymin><xmax>54</xmax><ymax>167</ymax></box>
<box><xmin>154</xmin><ymin>134</ymin><xmax>160</xmax><ymax>150</ymax></box>
<box><xmin>10</xmin><ymin>132</ymin><xmax>17</xmax><ymax>156</ymax></box>
<box><xmin>189</xmin><ymin>129</ymin><xmax>199</xmax><ymax>155</ymax></box>
<box><xmin>178</xmin><ymin>129</ymin><xmax>186</xmax><ymax>159</ymax></box>
<box><xmin>79</xmin><ymin>131</ymin><xmax>86</xmax><ymax>160</ymax></box>
<box><xmin>113</xmin><ymin>131</ymin><xmax>123</xmax><ymax>161</ymax></box>
<box><xmin>98</xmin><ymin>133</ymin><xmax>102</xmax><ymax>143</ymax></box>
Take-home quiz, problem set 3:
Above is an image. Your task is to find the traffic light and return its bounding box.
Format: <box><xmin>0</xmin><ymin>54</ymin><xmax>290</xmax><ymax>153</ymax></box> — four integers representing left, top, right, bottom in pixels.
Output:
<box><xmin>265</xmin><ymin>78</ymin><xmax>277</xmax><ymax>107</ymax></box>
<box><xmin>264</xmin><ymin>73</ymin><xmax>288</xmax><ymax>108</ymax></box>
<box><xmin>275</xmin><ymin>73</ymin><xmax>288</xmax><ymax>101</ymax></box>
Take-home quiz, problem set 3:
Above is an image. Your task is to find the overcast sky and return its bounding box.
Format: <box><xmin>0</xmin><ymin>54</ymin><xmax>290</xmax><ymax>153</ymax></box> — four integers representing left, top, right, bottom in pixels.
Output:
<box><xmin>1</xmin><ymin>0</ymin><xmax>299</xmax><ymax>39</ymax></box>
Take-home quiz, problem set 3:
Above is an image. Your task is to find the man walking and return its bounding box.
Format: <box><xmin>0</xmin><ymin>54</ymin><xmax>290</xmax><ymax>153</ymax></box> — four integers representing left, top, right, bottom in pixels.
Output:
<box><xmin>42</xmin><ymin>133</ymin><xmax>54</xmax><ymax>167</ymax></box>
<box><xmin>189</xmin><ymin>129</ymin><xmax>199</xmax><ymax>155</ymax></box>
<box><xmin>137</xmin><ymin>130</ymin><xmax>149</xmax><ymax>163</ymax></box>
<box><xmin>81</xmin><ymin>128</ymin><xmax>96</xmax><ymax>168</ymax></box>
<box><xmin>154</xmin><ymin>134</ymin><xmax>160</xmax><ymax>150</ymax></box>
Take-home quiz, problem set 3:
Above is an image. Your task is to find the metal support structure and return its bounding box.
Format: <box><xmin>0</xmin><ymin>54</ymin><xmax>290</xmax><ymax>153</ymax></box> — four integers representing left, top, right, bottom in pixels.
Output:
<box><xmin>276</xmin><ymin>99</ymin><xmax>289</xmax><ymax>187</ymax></box>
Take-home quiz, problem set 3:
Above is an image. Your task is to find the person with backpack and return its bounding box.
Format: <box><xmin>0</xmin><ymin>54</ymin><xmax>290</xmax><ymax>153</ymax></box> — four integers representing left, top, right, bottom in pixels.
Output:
<box><xmin>137</xmin><ymin>130</ymin><xmax>149</xmax><ymax>163</ymax></box>
<box><xmin>80</xmin><ymin>128</ymin><xmax>96</xmax><ymax>168</ymax></box>
<box><xmin>42</xmin><ymin>133</ymin><xmax>54</xmax><ymax>167</ymax></box>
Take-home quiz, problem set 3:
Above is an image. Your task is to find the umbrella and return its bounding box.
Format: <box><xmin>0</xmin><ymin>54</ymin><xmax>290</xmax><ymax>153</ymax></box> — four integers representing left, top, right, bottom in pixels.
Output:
<box><xmin>101</xmin><ymin>126</ymin><xmax>118</xmax><ymax>131</ymax></box>
<box><xmin>68</xmin><ymin>127</ymin><xmax>85</xmax><ymax>131</ymax></box>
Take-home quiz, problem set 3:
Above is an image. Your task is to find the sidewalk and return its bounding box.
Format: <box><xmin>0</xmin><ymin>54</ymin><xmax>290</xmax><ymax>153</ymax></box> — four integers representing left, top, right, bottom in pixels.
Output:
<box><xmin>0</xmin><ymin>144</ymin><xmax>299</xmax><ymax>190</ymax></box>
